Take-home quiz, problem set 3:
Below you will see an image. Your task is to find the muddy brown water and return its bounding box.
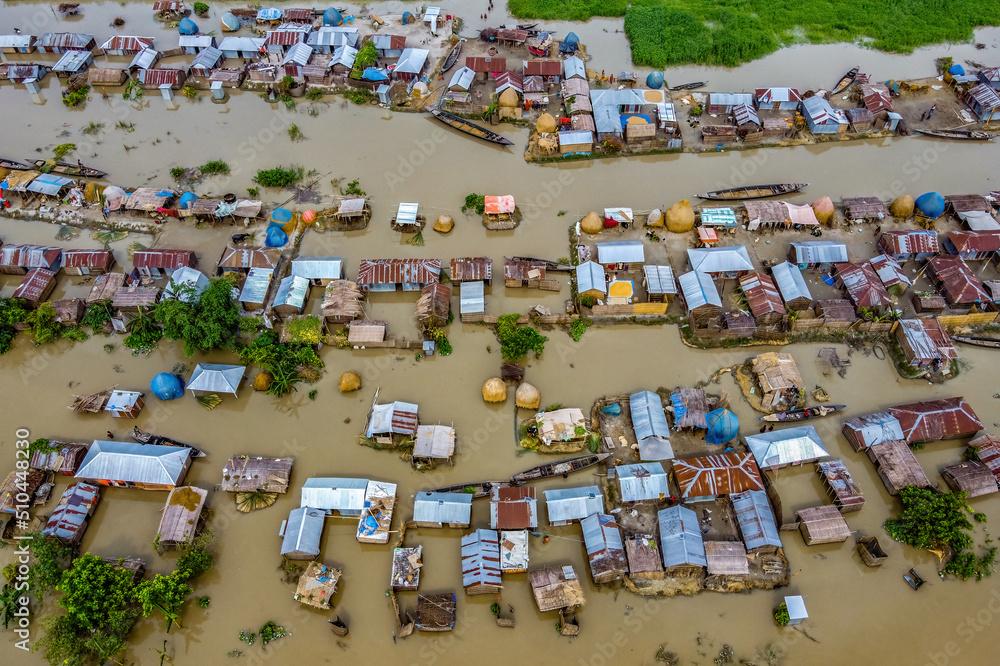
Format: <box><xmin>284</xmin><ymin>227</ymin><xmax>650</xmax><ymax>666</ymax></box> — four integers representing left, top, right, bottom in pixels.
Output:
<box><xmin>2</xmin><ymin>3</ymin><xmax>1000</xmax><ymax>665</ymax></box>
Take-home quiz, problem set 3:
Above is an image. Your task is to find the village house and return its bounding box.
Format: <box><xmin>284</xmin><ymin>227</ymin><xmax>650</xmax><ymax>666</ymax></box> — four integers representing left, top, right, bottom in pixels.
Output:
<box><xmin>629</xmin><ymin>390</ymin><xmax>674</xmax><ymax>460</ymax></box>
<box><xmin>52</xmin><ymin>50</ymin><xmax>93</xmax><ymax>77</ymax></box>
<box><xmin>843</xmin><ymin>397</ymin><xmax>982</xmax><ymax>450</ymax></box>
<box><xmin>687</xmin><ymin>246</ymin><xmax>754</xmax><ymax>279</ymax></box>
<box><xmin>279</xmin><ymin>506</ymin><xmax>325</xmax><ymax>559</ymax></box>
<box><xmin>88</xmin><ymin>67</ymin><xmax>128</xmax><ymax>86</ymax></box>
<box><xmin>36</xmin><ymin>32</ymin><xmax>95</xmax><ymax>54</ymax></box>
<box><xmin>738</xmin><ymin>272</ymin><xmax>785</xmax><ymax>325</ymax></box>
<box><xmin>217</xmin><ymin>246</ymin><xmax>281</xmax><ymax>274</ymax></box>
<box><xmin>263</xmin><ymin>23</ymin><xmax>309</xmax><ymax>54</ymax></box>
<box><xmin>221</xmin><ymin>455</ymin><xmax>293</xmax><ymax>494</ymax></box>
<box><xmin>744</xmin><ymin>426</ymin><xmax>830</xmax><ymax>470</ymax></box>
<box><xmin>12</xmin><ymin>268</ymin><xmax>57</xmax><ymax>307</ymax></box>
<box><xmin>131</xmin><ymin>249</ymin><xmax>196</xmax><ymax>279</ymax></box>
<box><xmin>963</xmin><ymin>84</ymin><xmax>1000</xmax><ymax>122</ymax></box>
<box><xmin>678</xmin><ymin>269</ymin><xmax>722</xmax><ymax>324</ymax></box>
<box><xmin>842</xmin><ymin>196</ymin><xmax>889</xmax><ymax>223</ymax></box>
<box><xmin>529</xmin><ymin>565</ymin><xmax>585</xmax><ymax>614</ymax></box>
<box><xmin>62</xmin><ymin>249</ymin><xmax>115</xmax><ymax>276</ymax></box>
<box><xmin>218</xmin><ymin>36</ymin><xmax>266</xmax><ymax>60</ymax></box>
<box><xmin>29</xmin><ymin>441</ymin><xmax>89</xmax><ymax>476</ymax></box>
<box><xmin>576</xmin><ymin>260</ymin><xmax>607</xmax><ymax>300</ymax></box>
<box><xmin>490</xmin><ymin>486</ymin><xmax>538</xmax><ymax>530</ymax></box>
<box><xmin>658</xmin><ymin>504</ymin><xmax>706</xmax><ymax>570</ymax></box>
<box><xmin>465</xmin><ymin>55</ymin><xmax>506</xmax><ymax>81</ymax></box>
<box><xmin>0</xmin><ymin>34</ymin><xmax>36</xmax><ymax>54</ymax></box>
<box><xmin>41</xmin><ymin>482</ymin><xmax>100</xmax><ymax>545</ymax></box>
<box><xmin>613</xmin><ymin>462</ymin><xmax>668</xmax><ymax>503</ymax></box>
<box><xmin>413</xmin><ymin>491</ymin><xmax>473</xmax><ymax>528</ymax></box>
<box><xmin>796</xmin><ymin>505</ymin><xmax>851</xmax><ymax>545</ymax></box>
<box><xmin>944</xmin><ymin>230</ymin><xmax>1000</xmax><ymax>261</ymax></box>
<box><xmin>642</xmin><ymin>265</ymin><xmax>677</xmax><ymax>303</ymax></box>
<box><xmin>770</xmin><ymin>261</ymin><xmax>813</xmax><ymax>311</ymax></box>
<box><xmin>707</xmin><ymin>92</ymin><xmax>754</xmax><ymax>114</ymax></box>
<box><xmin>0</xmin><ymin>244</ymin><xmax>62</xmax><ymax>274</ymax></box>
<box><xmin>187</xmin><ymin>363</ymin><xmax>245</xmax><ymax>396</ymax></box>
<box><xmin>866</xmin><ymin>440</ymin><xmax>932</xmax><ymax>495</ymax></box>
<box><xmin>754</xmin><ymin>87</ymin><xmax>802</xmax><ymax>112</ymax></box>
<box><xmin>307</xmin><ymin>26</ymin><xmax>359</xmax><ymax>53</ymax></box>
<box><xmin>941</xmin><ymin>461</ymin><xmax>999</xmax><ymax>498</ymax></box>
<box><xmin>271</xmin><ymin>275</ymin><xmax>310</xmax><ymax>317</ymax></box>
<box><xmin>100</xmin><ymin>35</ymin><xmax>154</xmax><ymax>55</ymax></box>
<box><xmin>459</xmin><ymin>280</ymin><xmax>485</xmax><ymax>322</ymax></box>
<box><xmin>878</xmin><ymin>229</ymin><xmax>940</xmax><ymax>261</ymax></box>
<box><xmin>156</xmin><ymin>486</ymin><xmax>208</xmax><ymax>548</ymax></box>
<box><xmin>869</xmin><ymin>254</ymin><xmax>911</xmax><ymax>291</ymax></box>
<box><xmin>581</xmin><ymin>513</ymin><xmax>628</xmax><ymax>584</ymax></box>
<box><xmin>238</xmin><ymin>267</ymin><xmax>274</xmax><ymax>311</ymax></box>
<box><xmin>136</xmin><ymin>67</ymin><xmax>186</xmax><ymax>90</ymax></box>
<box><xmin>365</xmin><ymin>399</ymin><xmax>419</xmax><ymax>440</ymax></box>
<box><xmin>373</xmin><ymin>33</ymin><xmax>406</xmax><ymax>59</ymax></box>
<box><xmin>461</xmin><ymin>528</ymin><xmax>502</xmax><ymax>594</ymax></box>
<box><xmin>300</xmin><ymin>477</ymin><xmax>368</xmax><ymax>517</ymax></box>
<box><xmin>357</xmin><ymin>258</ymin><xmax>441</xmax><ymax>292</ymax></box>
<box><xmin>788</xmin><ymin>241</ymin><xmax>849</xmax><ymax>269</ymax></box>
<box><xmin>926</xmin><ymin>256</ymin><xmax>989</xmax><ymax>307</ymax></box>
<box><xmin>801</xmin><ymin>96</ymin><xmax>848</xmax><ymax>134</ymax></box>
<box><xmin>893</xmin><ymin>318</ymin><xmax>958</xmax><ymax>373</ymax></box>
<box><xmin>392</xmin><ymin>47</ymin><xmax>428</xmax><ymax>81</ymax></box>
<box><xmin>500</xmin><ymin>529</ymin><xmax>530</xmax><ymax>573</ymax></box>
<box><xmin>673</xmin><ymin>453</ymin><xmax>765</xmax><ymax>500</ymax></box>
<box><xmin>751</xmin><ymin>352</ymin><xmax>804</xmax><ymax>411</ymax></box>
<box><xmin>178</xmin><ymin>34</ymin><xmax>216</xmax><ymax>55</ymax></box>
<box><xmin>731</xmin><ymin>490</ymin><xmax>783</xmax><ymax>550</ymax></box>
<box><xmin>411</xmin><ymin>424</ymin><xmax>456</xmax><ymax>467</ymax></box>
<box><xmin>816</xmin><ymin>459</ymin><xmax>865</xmax><ymax>512</ymax></box>
<box><xmin>543</xmin><ymin>486</ymin><xmax>604</xmax><ymax>526</ymax></box>
<box><xmin>834</xmin><ymin>262</ymin><xmax>893</xmax><ymax>312</ymax></box>
<box><xmin>75</xmin><ymin>441</ymin><xmax>191</xmax><ymax>490</ymax></box>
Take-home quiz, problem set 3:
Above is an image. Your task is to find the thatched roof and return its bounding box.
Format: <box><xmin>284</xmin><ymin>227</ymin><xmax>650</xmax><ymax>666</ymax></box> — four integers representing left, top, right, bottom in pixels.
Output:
<box><xmin>156</xmin><ymin>486</ymin><xmax>207</xmax><ymax>546</ymax></box>
<box><xmin>941</xmin><ymin>461</ymin><xmax>998</xmax><ymax>497</ymax></box>
<box><xmin>220</xmin><ymin>455</ymin><xmax>293</xmax><ymax>493</ymax></box>
<box><xmin>866</xmin><ymin>440</ymin><xmax>931</xmax><ymax>495</ymax></box>
<box><xmin>529</xmin><ymin>565</ymin><xmax>585</xmax><ymax>612</ymax></box>
<box><xmin>321</xmin><ymin>280</ymin><xmax>365</xmax><ymax>322</ymax></box>
<box><xmin>415</xmin><ymin>283</ymin><xmax>451</xmax><ymax>324</ymax></box>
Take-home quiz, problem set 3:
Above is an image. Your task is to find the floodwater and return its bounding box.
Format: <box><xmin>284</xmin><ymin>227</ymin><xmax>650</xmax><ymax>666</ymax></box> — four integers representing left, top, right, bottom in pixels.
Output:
<box><xmin>2</xmin><ymin>3</ymin><xmax>1000</xmax><ymax>665</ymax></box>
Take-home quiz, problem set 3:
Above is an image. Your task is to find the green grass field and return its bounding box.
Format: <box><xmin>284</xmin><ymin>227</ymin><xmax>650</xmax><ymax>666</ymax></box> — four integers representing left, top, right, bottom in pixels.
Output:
<box><xmin>507</xmin><ymin>0</ymin><xmax>1000</xmax><ymax>67</ymax></box>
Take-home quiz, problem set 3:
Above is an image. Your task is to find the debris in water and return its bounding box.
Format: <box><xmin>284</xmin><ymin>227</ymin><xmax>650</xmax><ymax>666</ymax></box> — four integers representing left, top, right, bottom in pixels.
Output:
<box><xmin>654</xmin><ymin>645</ymin><xmax>679</xmax><ymax>665</ymax></box>
<box><xmin>714</xmin><ymin>644</ymin><xmax>734</xmax><ymax>664</ymax></box>
<box><xmin>55</xmin><ymin>225</ymin><xmax>79</xmax><ymax>241</ymax></box>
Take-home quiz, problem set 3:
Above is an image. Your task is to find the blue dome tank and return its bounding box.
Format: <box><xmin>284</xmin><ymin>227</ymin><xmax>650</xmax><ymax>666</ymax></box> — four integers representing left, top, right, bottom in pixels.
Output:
<box><xmin>646</xmin><ymin>72</ymin><xmax>664</xmax><ymax>89</ymax></box>
<box><xmin>705</xmin><ymin>408</ymin><xmax>739</xmax><ymax>445</ymax></box>
<box><xmin>401</xmin><ymin>10</ymin><xmax>414</xmax><ymax>24</ymax></box>
<box><xmin>178</xmin><ymin>191</ymin><xmax>198</xmax><ymax>209</ymax></box>
<box><xmin>915</xmin><ymin>191</ymin><xmax>945</xmax><ymax>219</ymax></box>
<box><xmin>948</xmin><ymin>64</ymin><xmax>965</xmax><ymax>76</ymax></box>
<box><xmin>178</xmin><ymin>17</ymin><xmax>199</xmax><ymax>36</ymax></box>
<box><xmin>220</xmin><ymin>12</ymin><xmax>241</xmax><ymax>32</ymax></box>
<box><xmin>270</xmin><ymin>207</ymin><xmax>293</xmax><ymax>223</ymax></box>
<box><xmin>150</xmin><ymin>372</ymin><xmax>184</xmax><ymax>400</ymax></box>
<box><xmin>265</xmin><ymin>223</ymin><xmax>288</xmax><ymax>247</ymax></box>
<box><xmin>563</xmin><ymin>32</ymin><xmax>580</xmax><ymax>46</ymax></box>
<box><xmin>323</xmin><ymin>7</ymin><xmax>343</xmax><ymax>26</ymax></box>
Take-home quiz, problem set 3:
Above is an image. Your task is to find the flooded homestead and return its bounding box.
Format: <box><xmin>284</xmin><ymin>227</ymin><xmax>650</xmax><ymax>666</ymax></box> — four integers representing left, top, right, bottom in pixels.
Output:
<box><xmin>2</xmin><ymin>2</ymin><xmax>1000</xmax><ymax>666</ymax></box>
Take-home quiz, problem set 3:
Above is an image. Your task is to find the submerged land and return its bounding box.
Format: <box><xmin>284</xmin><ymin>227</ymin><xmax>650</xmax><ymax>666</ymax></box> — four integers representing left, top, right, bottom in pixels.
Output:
<box><xmin>1</xmin><ymin>2</ymin><xmax>1000</xmax><ymax>666</ymax></box>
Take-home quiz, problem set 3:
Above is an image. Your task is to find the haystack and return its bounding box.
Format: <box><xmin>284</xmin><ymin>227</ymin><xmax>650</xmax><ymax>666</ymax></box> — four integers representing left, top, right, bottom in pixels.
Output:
<box><xmin>811</xmin><ymin>196</ymin><xmax>835</xmax><ymax>225</ymax></box>
<box><xmin>646</xmin><ymin>208</ymin><xmax>663</xmax><ymax>228</ymax></box>
<box><xmin>433</xmin><ymin>215</ymin><xmax>454</xmax><ymax>233</ymax></box>
<box><xmin>515</xmin><ymin>382</ymin><xmax>541</xmax><ymax>409</ymax></box>
<box><xmin>536</xmin><ymin>112</ymin><xmax>557</xmax><ymax>133</ymax></box>
<box><xmin>253</xmin><ymin>371</ymin><xmax>273</xmax><ymax>391</ymax></box>
<box><xmin>498</xmin><ymin>88</ymin><xmax>519</xmax><ymax>108</ymax></box>
<box><xmin>580</xmin><ymin>211</ymin><xmax>602</xmax><ymax>235</ymax></box>
<box><xmin>339</xmin><ymin>370</ymin><xmax>362</xmax><ymax>392</ymax></box>
<box><xmin>666</xmin><ymin>200</ymin><xmax>695</xmax><ymax>233</ymax></box>
<box><xmin>890</xmin><ymin>194</ymin><xmax>915</xmax><ymax>219</ymax></box>
<box><xmin>482</xmin><ymin>377</ymin><xmax>507</xmax><ymax>403</ymax></box>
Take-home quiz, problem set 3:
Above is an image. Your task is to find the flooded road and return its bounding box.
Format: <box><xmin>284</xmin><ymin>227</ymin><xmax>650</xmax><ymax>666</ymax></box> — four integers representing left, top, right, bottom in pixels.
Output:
<box><xmin>2</xmin><ymin>3</ymin><xmax>1000</xmax><ymax>665</ymax></box>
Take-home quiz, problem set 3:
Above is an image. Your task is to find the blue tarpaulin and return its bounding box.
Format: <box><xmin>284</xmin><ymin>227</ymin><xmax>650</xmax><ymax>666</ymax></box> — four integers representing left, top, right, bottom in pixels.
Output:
<box><xmin>706</xmin><ymin>408</ymin><xmax>739</xmax><ymax>445</ymax></box>
<box><xmin>362</xmin><ymin>67</ymin><xmax>389</xmax><ymax>82</ymax></box>
<box><xmin>270</xmin><ymin>207</ymin><xmax>292</xmax><ymax>222</ymax></box>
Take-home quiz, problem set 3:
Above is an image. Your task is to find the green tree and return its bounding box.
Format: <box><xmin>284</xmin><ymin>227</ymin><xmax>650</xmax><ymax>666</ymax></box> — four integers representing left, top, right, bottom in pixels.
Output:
<box><xmin>0</xmin><ymin>297</ymin><xmax>28</xmax><ymax>354</ymax></box>
<box><xmin>155</xmin><ymin>277</ymin><xmax>241</xmax><ymax>355</ymax></box>
<box><xmin>135</xmin><ymin>571</ymin><xmax>191</xmax><ymax>631</ymax></box>
<box><xmin>57</xmin><ymin>554</ymin><xmax>139</xmax><ymax>635</ymax></box>
<box><xmin>495</xmin><ymin>314</ymin><xmax>547</xmax><ymax>362</ymax></box>
<box><xmin>239</xmin><ymin>330</ymin><xmax>323</xmax><ymax>397</ymax></box>
<box><xmin>123</xmin><ymin>307</ymin><xmax>163</xmax><ymax>353</ymax></box>
<box><xmin>27</xmin><ymin>533</ymin><xmax>75</xmax><ymax>595</ymax></box>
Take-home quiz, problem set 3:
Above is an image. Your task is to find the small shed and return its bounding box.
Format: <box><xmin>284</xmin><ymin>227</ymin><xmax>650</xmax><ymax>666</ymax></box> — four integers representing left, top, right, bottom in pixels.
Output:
<box><xmin>490</xmin><ymin>486</ymin><xmax>538</xmax><ymax>530</ymax></box>
<box><xmin>220</xmin><ymin>455</ymin><xmax>293</xmax><ymax>493</ymax></box>
<box><xmin>187</xmin><ymin>363</ymin><xmax>245</xmax><ymax>395</ymax></box>
<box><xmin>499</xmin><ymin>529</ymin><xmax>530</xmax><ymax>573</ymax></box>
<box><xmin>642</xmin><ymin>265</ymin><xmax>677</xmax><ymax>302</ymax></box>
<box><xmin>29</xmin><ymin>441</ymin><xmax>89</xmax><ymax>475</ymax></box>
<box><xmin>391</xmin><ymin>545</ymin><xmax>423</xmax><ymax>590</ymax></box>
<box><xmin>41</xmin><ymin>482</ymin><xmax>100</xmax><ymax>545</ymax></box>
<box><xmin>415</xmin><ymin>283</ymin><xmax>452</xmax><ymax>327</ymax></box>
<box><xmin>412</xmin><ymin>425</ymin><xmax>456</xmax><ymax>465</ymax></box>
<box><xmin>785</xmin><ymin>595</ymin><xmax>808</xmax><ymax>625</ymax></box>
<box><xmin>581</xmin><ymin>513</ymin><xmax>627</xmax><ymax>583</ymax></box>
<box><xmin>461</xmin><ymin>528</ymin><xmax>502</xmax><ymax>594</ymax></box>
<box><xmin>156</xmin><ymin>486</ymin><xmax>208</xmax><ymax>547</ymax></box>
<box><xmin>12</xmin><ymin>268</ymin><xmax>57</xmax><ymax>306</ymax></box>
<box><xmin>576</xmin><ymin>260</ymin><xmax>607</xmax><ymax>298</ymax></box>
<box><xmin>412</xmin><ymin>491</ymin><xmax>472</xmax><ymax>528</ymax></box>
<box><xmin>625</xmin><ymin>533</ymin><xmax>664</xmax><ymax>576</ymax></box>
<box><xmin>543</xmin><ymin>486</ymin><xmax>604</xmax><ymax>526</ymax></box>
<box><xmin>415</xmin><ymin>592</ymin><xmax>457</xmax><ymax>632</ymax></box>
<box><xmin>658</xmin><ymin>504</ymin><xmax>707</xmax><ymax>569</ymax></box>
<box><xmin>731</xmin><ymin>490</ymin><xmax>782</xmax><ymax>550</ymax></box>
<box><xmin>104</xmin><ymin>390</ymin><xmax>145</xmax><ymax>418</ymax></box>
<box><xmin>796</xmin><ymin>505</ymin><xmax>851</xmax><ymax>545</ymax></box>
<box><xmin>613</xmin><ymin>462</ymin><xmax>668</xmax><ymax>503</ymax></box>
<box><xmin>459</xmin><ymin>281</ymin><xmax>485</xmax><ymax>322</ymax></box>
<box><xmin>816</xmin><ymin>460</ymin><xmax>865</xmax><ymax>512</ymax></box>
<box><xmin>866</xmin><ymin>440</ymin><xmax>931</xmax><ymax>495</ymax></box>
<box><xmin>321</xmin><ymin>280</ymin><xmax>365</xmax><ymax>325</ymax></box>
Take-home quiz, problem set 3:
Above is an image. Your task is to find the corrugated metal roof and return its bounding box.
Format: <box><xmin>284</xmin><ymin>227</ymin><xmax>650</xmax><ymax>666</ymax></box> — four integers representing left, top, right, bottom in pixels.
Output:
<box><xmin>308</xmin><ymin>27</ymin><xmax>359</xmax><ymax>48</ymax></box>
<box><xmin>708</xmin><ymin>92</ymin><xmax>754</xmax><ymax>107</ymax></box>
<box><xmin>842</xmin><ymin>411</ymin><xmax>905</xmax><ymax>449</ymax></box>
<box><xmin>52</xmin><ymin>49</ymin><xmax>91</xmax><ymax>72</ymax></box>
<box><xmin>291</xmin><ymin>256</ymin><xmax>343</xmax><ymax>280</ymax></box>
<box><xmin>187</xmin><ymin>363</ymin><xmax>245</xmax><ymax>394</ymax></box>
<box><xmin>673</xmin><ymin>452</ymin><xmax>764</xmax><ymax>498</ymax></box>
<box><xmin>597</xmin><ymin>240</ymin><xmax>644</xmax><ymax>264</ymax></box>
<box><xmin>272</xmin><ymin>275</ymin><xmax>310</xmax><ymax>310</ymax></box>
<box><xmin>280</xmin><ymin>507</ymin><xmax>324</xmax><ymax>557</ymax></box>
<box><xmin>239</xmin><ymin>267</ymin><xmax>273</xmax><ymax>304</ymax></box>
<box><xmin>101</xmin><ymin>35</ymin><xmax>154</xmax><ymax>52</ymax></box>
<box><xmin>12</xmin><ymin>268</ymin><xmax>55</xmax><ymax>302</ymax></box>
<box><xmin>191</xmin><ymin>46</ymin><xmax>223</xmax><ymax>70</ymax></box>
<box><xmin>26</xmin><ymin>173</ymin><xmax>73</xmax><ymax>195</ymax></box>
<box><xmin>357</xmin><ymin>259</ymin><xmax>441</xmax><ymax>287</ymax></box>
<box><xmin>615</xmin><ymin>463</ymin><xmax>668</xmax><ymax>502</ymax></box>
<box><xmin>163</xmin><ymin>266</ymin><xmax>208</xmax><ymax>302</ymax></box>
<box><xmin>395</xmin><ymin>48</ymin><xmax>428</xmax><ymax>74</ymax></box>
<box><xmin>461</xmin><ymin>528</ymin><xmax>502</xmax><ymax>588</ymax></box>
<box><xmin>77</xmin><ymin>441</ymin><xmax>190</xmax><ymax>486</ymax></box>
<box><xmin>869</xmin><ymin>254</ymin><xmax>911</xmax><ymax>288</ymax></box>
<box><xmin>559</xmin><ymin>129</ymin><xmax>593</xmax><ymax>146</ymax></box>
<box><xmin>179</xmin><ymin>35</ymin><xmax>215</xmax><ymax>48</ymax></box>
<box><xmin>745</xmin><ymin>426</ymin><xmax>829</xmax><ymax>469</ymax></box>
<box><xmin>38</xmin><ymin>32</ymin><xmax>94</xmax><ymax>50</ymax></box>
<box><xmin>366</xmin><ymin>401</ymin><xmax>419</xmax><ymax>437</ymax></box>
<box><xmin>658</xmin><ymin>504</ymin><xmax>707</xmax><ymax>567</ymax></box>
<box><xmin>642</xmin><ymin>265</ymin><xmax>676</xmax><ymax>295</ymax></box>
<box><xmin>130</xmin><ymin>48</ymin><xmax>160</xmax><ymax>69</ymax></box>
<box><xmin>576</xmin><ymin>260</ymin><xmax>606</xmax><ymax>295</ymax></box>
<box><xmin>459</xmin><ymin>280</ymin><xmax>485</xmax><ymax>315</ymax></box>
<box><xmin>301</xmin><ymin>477</ymin><xmax>369</xmax><ymax>513</ymax></box>
<box><xmin>679</xmin><ymin>270</ymin><xmax>722</xmax><ymax>310</ymax></box>
<box><xmin>282</xmin><ymin>41</ymin><xmax>312</xmax><ymax>65</ymax></box>
<box><xmin>835</xmin><ymin>262</ymin><xmax>891</xmax><ymax>308</ymax></box>
<box><xmin>413</xmin><ymin>491</ymin><xmax>472</xmax><ymax>526</ymax></box>
<box><xmin>770</xmin><ymin>261</ymin><xmax>812</xmax><ymax>303</ymax></box>
<box><xmin>802</xmin><ymin>96</ymin><xmax>848</xmax><ymax>125</ymax></box>
<box><xmin>219</xmin><ymin>36</ymin><xmax>266</xmax><ymax>52</ymax></box>
<box><xmin>543</xmin><ymin>485</ymin><xmax>604</xmax><ymax>524</ymax></box>
<box><xmin>448</xmin><ymin>65</ymin><xmax>474</xmax><ymax>90</ymax></box>
<box><xmin>699</xmin><ymin>207</ymin><xmax>738</xmax><ymax>227</ymax></box>
<box><xmin>394</xmin><ymin>202</ymin><xmax>420</xmax><ymax>227</ymax></box>
<box><xmin>563</xmin><ymin>55</ymin><xmax>586</xmax><ymax>79</ymax></box>
<box><xmin>739</xmin><ymin>272</ymin><xmax>785</xmax><ymax>319</ymax></box>
<box><xmin>0</xmin><ymin>34</ymin><xmax>35</xmax><ymax>49</ymax></box>
<box><xmin>688</xmin><ymin>246</ymin><xmax>753</xmax><ymax>273</ymax></box>
<box><xmin>42</xmin><ymin>482</ymin><xmax>100</xmax><ymax>544</ymax></box>
<box><xmin>629</xmin><ymin>390</ymin><xmax>670</xmax><ymax>443</ymax></box>
<box><xmin>581</xmin><ymin>513</ymin><xmax>626</xmax><ymax>579</ymax></box>
<box><xmin>790</xmin><ymin>241</ymin><xmax>848</xmax><ymax>264</ymax></box>
<box><xmin>330</xmin><ymin>44</ymin><xmax>358</xmax><ymax>68</ymax></box>
<box><xmin>731</xmin><ymin>490</ymin><xmax>782</xmax><ymax>550</ymax></box>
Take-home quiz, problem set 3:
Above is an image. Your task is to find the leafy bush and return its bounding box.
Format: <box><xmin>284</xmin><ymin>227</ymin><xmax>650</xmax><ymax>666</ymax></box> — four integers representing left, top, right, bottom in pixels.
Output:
<box><xmin>344</xmin><ymin>88</ymin><xmax>376</xmax><ymax>104</ymax></box>
<box><xmin>181</xmin><ymin>84</ymin><xmax>198</xmax><ymax>99</ymax></box>
<box><xmin>495</xmin><ymin>314</ymin><xmax>547</xmax><ymax>362</ymax></box>
<box><xmin>340</xmin><ymin>178</ymin><xmax>366</xmax><ymax>197</ymax></box>
<box><xmin>53</xmin><ymin>143</ymin><xmax>77</xmax><ymax>160</ymax></box>
<box><xmin>0</xmin><ymin>298</ymin><xmax>28</xmax><ymax>354</ymax></box>
<box><xmin>123</xmin><ymin>308</ymin><xmax>162</xmax><ymax>353</ymax></box>
<box><xmin>254</xmin><ymin>166</ymin><xmax>304</xmax><ymax>188</ymax></box>
<box><xmin>200</xmin><ymin>159</ymin><xmax>230</xmax><ymax>176</ymax></box>
<box><xmin>305</xmin><ymin>87</ymin><xmax>324</xmax><ymax>101</ymax></box>
<box><xmin>62</xmin><ymin>86</ymin><xmax>90</xmax><ymax>108</ymax></box>
<box><xmin>239</xmin><ymin>330</ymin><xmax>324</xmax><ymax>396</ymax></box>
<box><xmin>773</xmin><ymin>602</ymin><xmax>790</xmax><ymax>626</ymax></box>
<box><xmin>287</xmin><ymin>123</ymin><xmax>304</xmax><ymax>141</ymax></box>
<box><xmin>568</xmin><ymin>318</ymin><xmax>591</xmax><ymax>342</ymax></box>
<box><xmin>193</xmin><ymin>1</ymin><xmax>208</xmax><ymax>14</ymax></box>
<box><xmin>462</xmin><ymin>193</ymin><xmax>485</xmax><ymax>215</ymax></box>
<box><xmin>350</xmin><ymin>41</ymin><xmax>378</xmax><ymax>79</ymax></box>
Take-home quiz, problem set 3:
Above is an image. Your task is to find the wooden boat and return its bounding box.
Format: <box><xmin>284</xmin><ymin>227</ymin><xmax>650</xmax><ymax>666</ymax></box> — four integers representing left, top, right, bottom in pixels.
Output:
<box><xmin>856</xmin><ymin>536</ymin><xmax>887</xmax><ymax>567</ymax></box>
<box><xmin>697</xmin><ymin>182</ymin><xmax>807</xmax><ymax>201</ymax></box>
<box><xmin>429</xmin><ymin>107</ymin><xmax>514</xmax><ymax>146</ymax></box>
<box><xmin>903</xmin><ymin>568</ymin><xmax>925</xmax><ymax>590</ymax></box>
<box><xmin>669</xmin><ymin>81</ymin><xmax>706</xmax><ymax>91</ymax></box>
<box><xmin>441</xmin><ymin>40</ymin><xmax>463</xmax><ymax>73</ymax></box>
<box><xmin>0</xmin><ymin>157</ymin><xmax>31</xmax><ymax>170</ymax></box>
<box><xmin>761</xmin><ymin>404</ymin><xmax>846</xmax><ymax>423</ymax></box>
<box><xmin>831</xmin><ymin>66</ymin><xmax>860</xmax><ymax>95</ymax></box>
<box><xmin>914</xmin><ymin>128</ymin><xmax>992</xmax><ymax>141</ymax></box>
<box><xmin>952</xmin><ymin>335</ymin><xmax>1000</xmax><ymax>349</ymax></box>
<box><xmin>328</xmin><ymin>615</ymin><xmax>349</xmax><ymax>637</ymax></box>
<box><xmin>131</xmin><ymin>426</ymin><xmax>207</xmax><ymax>458</ymax></box>
<box><xmin>432</xmin><ymin>479</ymin><xmax>507</xmax><ymax>499</ymax></box>
<box><xmin>32</xmin><ymin>159</ymin><xmax>107</xmax><ymax>178</ymax></box>
<box><xmin>57</xmin><ymin>3</ymin><xmax>81</xmax><ymax>15</ymax></box>
<box><xmin>511</xmin><ymin>452</ymin><xmax>611</xmax><ymax>485</ymax></box>
<box><xmin>517</xmin><ymin>23</ymin><xmax>539</xmax><ymax>31</ymax></box>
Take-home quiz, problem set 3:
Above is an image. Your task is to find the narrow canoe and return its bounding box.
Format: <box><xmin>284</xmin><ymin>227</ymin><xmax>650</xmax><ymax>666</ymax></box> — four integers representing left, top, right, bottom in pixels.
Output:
<box><xmin>831</xmin><ymin>66</ymin><xmax>860</xmax><ymax>95</ymax></box>
<box><xmin>429</xmin><ymin>107</ymin><xmax>514</xmax><ymax>146</ymax></box>
<box><xmin>32</xmin><ymin>159</ymin><xmax>108</xmax><ymax>178</ymax></box>
<box><xmin>697</xmin><ymin>182</ymin><xmax>807</xmax><ymax>201</ymax></box>
<box><xmin>511</xmin><ymin>452</ymin><xmax>611</xmax><ymax>485</ymax></box>
<box><xmin>669</xmin><ymin>81</ymin><xmax>706</xmax><ymax>91</ymax></box>
<box><xmin>914</xmin><ymin>128</ymin><xmax>992</xmax><ymax>141</ymax></box>
<box><xmin>952</xmin><ymin>335</ymin><xmax>1000</xmax><ymax>349</ymax></box>
<box><xmin>0</xmin><ymin>157</ymin><xmax>31</xmax><ymax>170</ymax></box>
<box><xmin>761</xmin><ymin>404</ymin><xmax>846</xmax><ymax>423</ymax></box>
<box><xmin>441</xmin><ymin>40</ymin><xmax>463</xmax><ymax>73</ymax></box>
